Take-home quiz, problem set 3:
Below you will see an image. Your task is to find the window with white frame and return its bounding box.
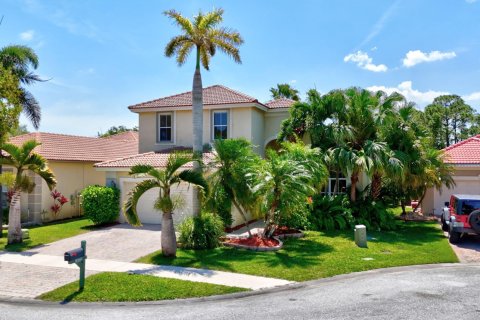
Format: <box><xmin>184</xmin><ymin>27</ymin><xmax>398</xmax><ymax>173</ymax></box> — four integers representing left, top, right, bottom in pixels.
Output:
<box><xmin>321</xmin><ymin>172</ymin><xmax>348</xmax><ymax>195</ymax></box>
<box><xmin>157</xmin><ymin>113</ymin><xmax>173</xmax><ymax>143</ymax></box>
<box><xmin>212</xmin><ymin>111</ymin><xmax>228</xmax><ymax>140</ymax></box>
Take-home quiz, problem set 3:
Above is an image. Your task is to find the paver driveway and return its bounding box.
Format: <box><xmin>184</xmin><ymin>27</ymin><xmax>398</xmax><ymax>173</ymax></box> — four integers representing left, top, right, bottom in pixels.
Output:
<box><xmin>0</xmin><ymin>223</ymin><xmax>162</xmax><ymax>298</ymax></box>
<box><xmin>27</xmin><ymin>223</ymin><xmax>162</xmax><ymax>262</ymax></box>
<box><xmin>447</xmin><ymin>233</ymin><xmax>480</xmax><ymax>263</ymax></box>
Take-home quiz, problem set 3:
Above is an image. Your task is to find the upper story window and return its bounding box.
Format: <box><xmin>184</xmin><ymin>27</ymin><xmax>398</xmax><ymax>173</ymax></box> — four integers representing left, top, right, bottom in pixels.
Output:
<box><xmin>213</xmin><ymin>111</ymin><xmax>228</xmax><ymax>140</ymax></box>
<box><xmin>157</xmin><ymin>112</ymin><xmax>173</xmax><ymax>143</ymax></box>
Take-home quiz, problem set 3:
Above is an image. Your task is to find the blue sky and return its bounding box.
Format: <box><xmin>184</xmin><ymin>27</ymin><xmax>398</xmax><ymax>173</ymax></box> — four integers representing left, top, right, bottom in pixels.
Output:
<box><xmin>1</xmin><ymin>0</ymin><xmax>480</xmax><ymax>136</ymax></box>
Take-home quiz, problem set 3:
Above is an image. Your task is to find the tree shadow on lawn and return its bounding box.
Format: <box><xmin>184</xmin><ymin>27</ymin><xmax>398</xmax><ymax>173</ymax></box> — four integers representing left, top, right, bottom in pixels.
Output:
<box><xmin>151</xmin><ymin>237</ymin><xmax>334</xmax><ymax>273</ymax></box>
<box><xmin>320</xmin><ymin>221</ymin><xmax>446</xmax><ymax>246</ymax></box>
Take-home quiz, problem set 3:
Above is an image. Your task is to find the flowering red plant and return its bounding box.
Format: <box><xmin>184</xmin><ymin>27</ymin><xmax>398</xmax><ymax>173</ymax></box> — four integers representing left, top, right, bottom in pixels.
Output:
<box><xmin>50</xmin><ymin>189</ymin><xmax>69</xmax><ymax>216</ymax></box>
<box><xmin>59</xmin><ymin>195</ymin><xmax>69</xmax><ymax>205</ymax></box>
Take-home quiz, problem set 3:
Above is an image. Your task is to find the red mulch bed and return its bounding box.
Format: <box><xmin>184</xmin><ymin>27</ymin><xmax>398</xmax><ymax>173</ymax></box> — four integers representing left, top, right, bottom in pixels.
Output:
<box><xmin>224</xmin><ymin>235</ymin><xmax>280</xmax><ymax>247</ymax></box>
<box><xmin>272</xmin><ymin>226</ymin><xmax>302</xmax><ymax>237</ymax></box>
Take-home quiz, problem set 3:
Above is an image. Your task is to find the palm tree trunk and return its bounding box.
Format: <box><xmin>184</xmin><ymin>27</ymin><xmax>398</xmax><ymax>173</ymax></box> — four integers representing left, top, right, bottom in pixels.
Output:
<box><xmin>334</xmin><ymin>169</ymin><xmax>339</xmax><ymax>195</ymax></box>
<box><xmin>350</xmin><ymin>172</ymin><xmax>358</xmax><ymax>202</ymax></box>
<box><xmin>7</xmin><ymin>191</ymin><xmax>22</xmax><ymax>244</ymax></box>
<box><xmin>263</xmin><ymin>197</ymin><xmax>278</xmax><ymax>238</ymax></box>
<box><xmin>191</xmin><ymin>47</ymin><xmax>203</xmax><ymax>217</ymax></box>
<box><xmin>412</xmin><ymin>189</ymin><xmax>427</xmax><ymax>215</ymax></box>
<box><xmin>371</xmin><ymin>172</ymin><xmax>382</xmax><ymax>200</ymax></box>
<box><xmin>231</xmin><ymin>198</ymin><xmax>252</xmax><ymax>238</ymax></box>
<box><xmin>161</xmin><ymin>211</ymin><xmax>177</xmax><ymax>257</ymax></box>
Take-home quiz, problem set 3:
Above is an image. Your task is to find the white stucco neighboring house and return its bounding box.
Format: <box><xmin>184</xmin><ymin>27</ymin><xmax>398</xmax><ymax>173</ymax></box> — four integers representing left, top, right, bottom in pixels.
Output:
<box><xmin>423</xmin><ymin>135</ymin><xmax>480</xmax><ymax>216</ymax></box>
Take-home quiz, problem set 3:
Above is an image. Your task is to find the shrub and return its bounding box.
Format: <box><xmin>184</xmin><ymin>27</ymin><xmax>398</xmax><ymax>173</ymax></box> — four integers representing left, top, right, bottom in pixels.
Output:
<box><xmin>308</xmin><ymin>194</ymin><xmax>354</xmax><ymax>231</ymax></box>
<box><xmin>81</xmin><ymin>186</ymin><xmax>120</xmax><ymax>225</ymax></box>
<box><xmin>179</xmin><ymin>212</ymin><xmax>224</xmax><ymax>249</ymax></box>
<box><xmin>351</xmin><ymin>199</ymin><xmax>397</xmax><ymax>231</ymax></box>
<box><xmin>277</xmin><ymin>203</ymin><xmax>311</xmax><ymax>230</ymax></box>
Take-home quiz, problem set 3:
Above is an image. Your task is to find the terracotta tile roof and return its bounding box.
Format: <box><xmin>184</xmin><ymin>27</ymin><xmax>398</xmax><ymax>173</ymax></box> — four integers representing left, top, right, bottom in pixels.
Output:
<box><xmin>265</xmin><ymin>98</ymin><xmax>297</xmax><ymax>109</ymax></box>
<box><xmin>102</xmin><ymin>131</ymin><xmax>138</xmax><ymax>141</ymax></box>
<box><xmin>129</xmin><ymin>85</ymin><xmax>265</xmax><ymax>110</ymax></box>
<box><xmin>6</xmin><ymin>132</ymin><xmax>139</xmax><ymax>162</ymax></box>
<box><xmin>94</xmin><ymin>151</ymin><xmax>215</xmax><ymax>168</ymax></box>
<box><xmin>443</xmin><ymin>135</ymin><xmax>480</xmax><ymax>164</ymax></box>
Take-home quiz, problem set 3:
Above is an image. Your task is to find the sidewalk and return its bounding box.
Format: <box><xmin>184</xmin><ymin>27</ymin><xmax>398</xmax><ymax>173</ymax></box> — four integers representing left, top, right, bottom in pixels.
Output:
<box><xmin>0</xmin><ymin>251</ymin><xmax>293</xmax><ymax>297</ymax></box>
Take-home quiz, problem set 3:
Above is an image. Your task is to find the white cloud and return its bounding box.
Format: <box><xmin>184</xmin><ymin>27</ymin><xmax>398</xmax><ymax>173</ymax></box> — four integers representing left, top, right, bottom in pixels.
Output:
<box><xmin>402</xmin><ymin>50</ymin><xmax>456</xmax><ymax>68</ymax></box>
<box><xmin>290</xmin><ymin>79</ymin><xmax>297</xmax><ymax>84</ymax></box>
<box><xmin>466</xmin><ymin>0</ymin><xmax>477</xmax><ymax>4</ymax></box>
<box><xmin>344</xmin><ymin>51</ymin><xmax>388</xmax><ymax>72</ymax></box>
<box><xmin>367</xmin><ymin>81</ymin><xmax>449</xmax><ymax>107</ymax></box>
<box><xmin>20</xmin><ymin>30</ymin><xmax>35</xmax><ymax>41</ymax></box>
<box><xmin>464</xmin><ymin>92</ymin><xmax>480</xmax><ymax>102</ymax></box>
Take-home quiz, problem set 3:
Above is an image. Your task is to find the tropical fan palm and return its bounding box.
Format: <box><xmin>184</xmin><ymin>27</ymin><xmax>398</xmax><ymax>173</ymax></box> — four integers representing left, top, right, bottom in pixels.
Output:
<box><xmin>0</xmin><ymin>140</ymin><xmax>56</xmax><ymax>244</ymax></box>
<box><xmin>123</xmin><ymin>152</ymin><xmax>207</xmax><ymax>257</ymax></box>
<box><xmin>164</xmin><ymin>8</ymin><xmax>243</xmax><ymax>216</ymax></box>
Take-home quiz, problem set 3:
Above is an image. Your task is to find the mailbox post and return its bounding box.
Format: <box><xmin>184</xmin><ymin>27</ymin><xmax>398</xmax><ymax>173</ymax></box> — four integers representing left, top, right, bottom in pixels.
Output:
<box><xmin>64</xmin><ymin>240</ymin><xmax>87</xmax><ymax>291</ymax></box>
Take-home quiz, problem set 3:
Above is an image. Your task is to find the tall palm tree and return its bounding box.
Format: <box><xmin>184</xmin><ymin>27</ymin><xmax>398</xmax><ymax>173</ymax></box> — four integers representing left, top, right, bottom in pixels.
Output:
<box><xmin>0</xmin><ymin>45</ymin><xmax>43</xmax><ymax>237</ymax></box>
<box><xmin>164</xmin><ymin>8</ymin><xmax>243</xmax><ymax>216</ymax></box>
<box><xmin>123</xmin><ymin>152</ymin><xmax>208</xmax><ymax>257</ymax></box>
<box><xmin>0</xmin><ymin>140</ymin><xmax>56</xmax><ymax>244</ymax></box>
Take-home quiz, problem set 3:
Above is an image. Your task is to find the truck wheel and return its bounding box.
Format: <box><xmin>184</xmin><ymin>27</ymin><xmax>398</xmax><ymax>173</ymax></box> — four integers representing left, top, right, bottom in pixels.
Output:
<box><xmin>449</xmin><ymin>228</ymin><xmax>461</xmax><ymax>244</ymax></box>
<box><xmin>441</xmin><ymin>217</ymin><xmax>449</xmax><ymax>231</ymax></box>
<box><xmin>468</xmin><ymin>210</ymin><xmax>480</xmax><ymax>234</ymax></box>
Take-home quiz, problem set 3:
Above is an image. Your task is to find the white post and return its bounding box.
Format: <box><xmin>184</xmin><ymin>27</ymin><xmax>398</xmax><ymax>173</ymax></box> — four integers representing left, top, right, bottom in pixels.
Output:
<box><xmin>354</xmin><ymin>224</ymin><xmax>367</xmax><ymax>248</ymax></box>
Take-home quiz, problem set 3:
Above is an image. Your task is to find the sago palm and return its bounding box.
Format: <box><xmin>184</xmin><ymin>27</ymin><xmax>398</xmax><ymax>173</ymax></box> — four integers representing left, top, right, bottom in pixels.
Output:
<box><xmin>0</xmin><ymin>140</ymin><xmax>56</xmax><ymax>244</ymax></box>
<box><xmin>123</xmin><ymin>152</ymin><xmax>208</xmax><ymax>257</ymax></box>
<box><xmin>164</xmin><ymin>8</ymin><xmax>243</xmax><ymax>216</ymax></box>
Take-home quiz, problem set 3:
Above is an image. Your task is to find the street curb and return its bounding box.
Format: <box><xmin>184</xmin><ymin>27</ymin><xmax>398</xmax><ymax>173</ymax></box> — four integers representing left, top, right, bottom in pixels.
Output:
<box><xmin>1</xmin><ymin>262</ymin><xmax>479</xmax><ymax>307</ymax></box>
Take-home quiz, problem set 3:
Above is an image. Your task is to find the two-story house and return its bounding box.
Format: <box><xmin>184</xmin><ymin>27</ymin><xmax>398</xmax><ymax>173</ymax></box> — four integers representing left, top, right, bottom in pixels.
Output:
<box><xmin>94</xmin><ymin>85</ymin><xmax>296</xmax><ymax>227</ymax></box>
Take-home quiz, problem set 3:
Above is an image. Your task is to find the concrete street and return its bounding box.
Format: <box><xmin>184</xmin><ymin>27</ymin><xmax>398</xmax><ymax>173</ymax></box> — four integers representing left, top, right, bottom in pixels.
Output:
<box><xmin>1</xmin><ymin>263</ymin><xmax>479</xmax><ymax>320</ymax></box>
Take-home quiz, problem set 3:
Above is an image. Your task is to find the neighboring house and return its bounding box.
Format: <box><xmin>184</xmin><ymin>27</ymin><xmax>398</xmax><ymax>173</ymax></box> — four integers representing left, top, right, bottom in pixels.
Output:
<box><xmin>2</xmin><ymin>131</ymin><xmax>138</xmax><ymax>223</ymax></box>
<box><xmin>95</xmin><ymin>85</ymin><xmax>297</xmax><ymax>227</ymax></box>
<box><xmin>423</xmin><ymin>135</ymin><xmax>480</xmax><ymax>216</ymax></box>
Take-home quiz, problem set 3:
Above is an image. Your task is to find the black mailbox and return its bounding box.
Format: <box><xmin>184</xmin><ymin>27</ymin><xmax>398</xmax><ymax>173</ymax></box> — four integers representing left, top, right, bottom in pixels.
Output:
<box><xmin>64</xmin><ymin>248</ymin><xmax>85</xmax><ymax>264</ymax></box>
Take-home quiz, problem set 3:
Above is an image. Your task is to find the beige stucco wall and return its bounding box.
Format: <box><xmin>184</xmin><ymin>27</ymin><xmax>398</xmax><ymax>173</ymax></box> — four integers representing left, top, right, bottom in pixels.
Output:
<box><xmin>137</xmin><ymin>106</ymin><xmax>266</xmax><ymax>154</ymax></box>
<box><xmin>264</xmin><ymin>111</ymin><xmax>289</xmax><ymax>146</ymax></box>
<box><xmin>39</xmin><ymin>161</ymin><xmax>106</xmax><ymax>222</ymax></box>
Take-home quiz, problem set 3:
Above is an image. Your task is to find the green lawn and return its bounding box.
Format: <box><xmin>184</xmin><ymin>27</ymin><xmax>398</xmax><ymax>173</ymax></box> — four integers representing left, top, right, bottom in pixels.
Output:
<box><xmin>0</xmin><ymin>218</ymin><xmax>95</xmax><ymax>252</ymax></box>
<box><xmin>39</xmin><ymin>272</ymin><xmax>248</xmax><ymax>302</ymax></box>
<box><xmin>138</xmin><ymin>221</ymin><xmax>458</xmax><ymax>282</ymax></box>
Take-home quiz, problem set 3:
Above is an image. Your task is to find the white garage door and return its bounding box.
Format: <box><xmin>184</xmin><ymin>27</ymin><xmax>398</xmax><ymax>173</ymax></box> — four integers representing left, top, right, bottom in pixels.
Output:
<box><xmin>121</xmin><ymin>179</ymin><xmax>194</xmax><ymax>225</ymax></box>
<box><xmin>433</xmin><ymin>179</ymin><xmax>480</xmax><ymax>215</ymax></box>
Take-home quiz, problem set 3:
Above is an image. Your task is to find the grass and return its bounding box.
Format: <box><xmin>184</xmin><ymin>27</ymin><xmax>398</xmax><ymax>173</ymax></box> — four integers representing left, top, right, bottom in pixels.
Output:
<box><xmin>138</xmin><ymin>221</ymin><xmax>458</xmax><ymax>282</ymax></box>
<box><xmin>39</xmin><ymin>272</ymin><xmax>248</xmax><ymax>302</ymax></box>
<box><xmin>0</xmin><ymin>218</ymin><xmax>95</xmax><ymax>252</ymax></box>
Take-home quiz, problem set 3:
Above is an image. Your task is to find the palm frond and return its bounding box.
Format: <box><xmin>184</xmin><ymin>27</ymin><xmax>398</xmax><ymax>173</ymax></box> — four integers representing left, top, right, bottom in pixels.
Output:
<box><xmin>164</xmin><ymin>35</ymin><xmax>192</xmax><ymax>57</ymax></box>
<box><xmin>35</xmin><ymin>167</ymin><xmax>56</xmax><ymax>190</ymax></box>
<box><xmin>165</xmin><ymin>152</ymin><xmax>193</xmax><ymax>178</ymax></box>
<box><xmin>123</xmin><ymin>179</ymin><xmax>160</xmax><ymax>226</ymax></box>
<box><xmin>129</xmin><ymin>164</ymin><xmax>155</xmax><ymax>176</ymax></box>
<box><xmin>19</xmin><ymin>89</ymin><xmax>41</xmax><ymax>129</ymax></box>
<box><xmin>199</xmin><ymin>46</ymin><xmax>211</xmax><ymax>70</ymax></box>
<box><xmin>211</xmin><ymin>38</ymin><xmax>241</xmax><ymax>63</ymax></box>
<box><xmin>177</xmin><ymin>169</ymin><xmax>209</xmax><ymax>194</ymax></box>
<box><xmin>163</xmin><ymin>10</ymin><xmax>195</xmax><ymax>36</ymax></box>
<box><xmin>198</xmin><ymin>8</ymin><xmax>224</xmax><ymax>30</ymax></box>
<box><xmin>176</xmin><ymin>42</ymin><xmax>194</xmax><ymax>66</ymax></box>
